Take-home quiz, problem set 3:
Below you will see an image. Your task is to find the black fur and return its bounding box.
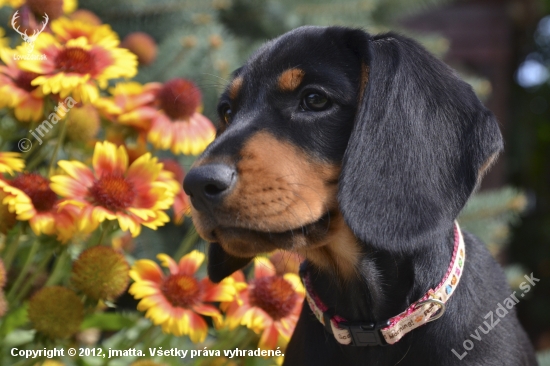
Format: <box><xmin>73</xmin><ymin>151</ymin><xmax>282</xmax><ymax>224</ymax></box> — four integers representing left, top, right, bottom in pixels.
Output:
<box><xmin>188</xmin><ymin>26</ymin><xmax>538</xmax><ymax>365</ymax></box>
<box><xmin>207</xmin><ymin>242</ymin><xmax>252</xmax><ymax>283</ymax></box>
<box><xmin>339</xmin><ymin>32</ymin><xmax>503</xmax><ymax>253</ymax></box>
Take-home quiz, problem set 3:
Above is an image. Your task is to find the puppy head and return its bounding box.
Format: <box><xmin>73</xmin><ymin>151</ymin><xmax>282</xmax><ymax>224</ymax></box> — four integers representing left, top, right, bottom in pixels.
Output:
<box><xmin>183</xmin><ymin>26</ymin><xmax>502</xmax><ymax>282</ymax></box>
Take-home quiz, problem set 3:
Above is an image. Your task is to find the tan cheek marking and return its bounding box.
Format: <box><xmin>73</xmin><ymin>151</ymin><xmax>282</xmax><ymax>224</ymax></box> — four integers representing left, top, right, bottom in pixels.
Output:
<box><xmin>296</xmin><ymin>213</ymin><xmax>360</xmax><ymax>280</ymax></box>
<box><xmin>190</xmin><ymin>208</ymin><xmax>216</xmax><ymax>242</ymax></box>
<box><xmin>224</xmin><ymin>132</ymin><xmax>339</xmax><ymax>232</ymax></box>
<box><xmin>278</xmin><ymin>68</ymin><xmax>305</xmax><ymax>92</ymax></box>
<box><xmin>229</xmin><ymin>76</ymin><xmax>243</xmax><ymax>100</ymax></box>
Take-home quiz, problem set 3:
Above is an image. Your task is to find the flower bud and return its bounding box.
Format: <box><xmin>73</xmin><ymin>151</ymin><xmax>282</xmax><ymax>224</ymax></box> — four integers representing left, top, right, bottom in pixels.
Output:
<box><xmin>27</xmin><ymin>0</ymin><xmax>64</xmax><ymax>20</ymax></box>
<box><xmin>69</xmin><ymin>9</ymin><xmax>102</xmax><ymax>25</ymax></box>
<box><xmin>66</xmin><ymin>105</ymin><xmax>100</xmax><ymax>143</ymax></box>
<box><xmin>28</xmin><ymin>286</ymin><xmax>83</xmax><ymax>339</ymax></box>
<box><xmin>71</xmin><ymin>246</ymin><xmax>130</xmax><ymax>301</ymax></box>
<box><xmin>121</xmin><ymin>32</ymin><xmax>158</xmax><ymax>66</ymax></box>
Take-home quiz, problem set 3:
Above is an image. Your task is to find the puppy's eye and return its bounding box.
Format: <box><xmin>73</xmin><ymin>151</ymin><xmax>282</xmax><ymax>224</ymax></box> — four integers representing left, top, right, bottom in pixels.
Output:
<box><xmin>301</xmin><ymin>93</ymin><xmax>330</xmax><ymax>111</ymax></box>
<box><xmin>220</xmin><ymin>104</ymin><xmax>232</xmax><ymax>124</ymax></box>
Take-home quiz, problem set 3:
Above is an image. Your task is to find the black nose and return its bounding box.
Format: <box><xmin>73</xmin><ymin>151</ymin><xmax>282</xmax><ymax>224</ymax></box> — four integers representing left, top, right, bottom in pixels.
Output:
<box><xmin>183</xmin><ymin>164</ymin><xmax>236</xmax><ymax>211</ymax></box>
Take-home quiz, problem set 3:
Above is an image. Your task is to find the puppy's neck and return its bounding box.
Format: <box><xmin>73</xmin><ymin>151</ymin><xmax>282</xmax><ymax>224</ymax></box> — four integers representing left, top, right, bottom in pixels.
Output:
<box><xmin>303</xmin><ymin>224</ymin><xmax>455</xmax><ymax>323</ymax></box>
<box><xmin>295</xmin><ymin>213</ymin><xmax>361</xmax><ymax>280</ymax></box>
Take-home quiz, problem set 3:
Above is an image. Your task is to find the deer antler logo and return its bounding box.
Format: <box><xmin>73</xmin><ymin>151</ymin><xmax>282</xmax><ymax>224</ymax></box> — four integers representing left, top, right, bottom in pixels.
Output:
<box><xmin>11</xmin><ymin>11</ymin><xmax>49</xmax><ymax>54</ymax></box>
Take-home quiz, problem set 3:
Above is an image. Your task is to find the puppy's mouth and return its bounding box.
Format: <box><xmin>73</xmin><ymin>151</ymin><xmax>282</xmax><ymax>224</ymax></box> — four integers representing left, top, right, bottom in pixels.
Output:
<box><xmin>208</xmin><ymin>212</ymin><xmax>333</xmax><ymax>257</ymax></box>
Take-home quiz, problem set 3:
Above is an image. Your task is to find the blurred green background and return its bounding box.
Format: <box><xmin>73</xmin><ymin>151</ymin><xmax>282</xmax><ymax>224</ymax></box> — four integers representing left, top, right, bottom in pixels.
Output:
<box><xmin>65</xmin><ymin>0</ymin><xmax>550</xmax><ymax>362</ymax></box>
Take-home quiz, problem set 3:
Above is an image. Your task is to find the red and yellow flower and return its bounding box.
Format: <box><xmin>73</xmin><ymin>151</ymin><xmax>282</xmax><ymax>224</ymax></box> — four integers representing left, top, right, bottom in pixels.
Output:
<box><xmin>0</xmin><ymin>172</ymin><xmax>70</xmax><ymax>238</ymax></box>
<box><xmin>269</xmin><ymin>250</ymin><xmax>304</xmax><ymax>276</ymax></box>
<box><xmin>0</xmin><ymin>48</ymin><xmax>45</xmax><ymax>122</ymax></box>
<box><xmin>17</xmin><ymin>33</ymin><xmax>137</xmax><ymax>103</ymax></box>
<box><xmin>129</xmin><ymin>250</ymin><xmax>237</xmax><ymax>343</ymax></box>
<box><xmin>222</xmin><ymin>257</ymin><xmax>305</xmax><ymax>350</ymax></box>
<box><xmin>0</xmin><ymin>152</ymin><xmax>25</xmax><ymax>176</ymax></box>
<box><xmin>148</xmin><ymin>78</ymin><xmax>215</xmax><ymax>155</ymax></box>
<box><xmin>51</xmin><ymin>17</ymin><xmax>119</xmax><ymax>47</ymax></box>
<box><xmin>159</xmin><ymin>159</ymin><xmax>190</xmax><ymax>224</ymax></box>
<box><xmin>53</xmin><ymin>203</ymin><xmax>81</xmax><ymax>243</ymax></box>
<box><xmin>51</xmin><ymin>141</ymin><xmax>177</xmax><ymax>237</ymax></box>
<box><xmin>95</xmin><ymin>81</ymin><xmax>160</xmax><ymax>132</ymax></box>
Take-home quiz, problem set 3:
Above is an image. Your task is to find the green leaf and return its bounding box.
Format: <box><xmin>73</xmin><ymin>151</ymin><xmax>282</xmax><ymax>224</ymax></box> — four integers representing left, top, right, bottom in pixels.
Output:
<box><xmin>3</xmin><ymin>329</ymin><xmax>35</xmax><ymax>348</ymax></box>
<box><xmin>81</xmin><ymin>313</ymin><xmax>135</xmax><ymax>331</ymax></box>
<box><xmin>0</xmin><ymin>303</ymin><xmax>29</xmax><ymax>337</ymax></box>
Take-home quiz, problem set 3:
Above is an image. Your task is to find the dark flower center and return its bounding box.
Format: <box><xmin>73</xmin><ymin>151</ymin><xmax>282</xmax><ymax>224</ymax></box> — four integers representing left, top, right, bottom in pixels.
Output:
<box><xmin>55</xmin><ymin>47</ymin><xmax>96</xmax><ymax>75</ymax></box>
<box><xmin>161</xmin><ymin>274</ymin><xmax>202</xmax><ymax>308</ymax></box>
<box><xmin>249</xmin><ymin>276</ymin><xmax>298</xmax><ymax>320</ymax></box>
<box><xmin>157</xmin><ymin>79</ymin><xmax>201</xmax><ymax>121</ymax></box>
<box><xmin>89</xmin><ymin>173</ymin><xmax>136</xmax><ymax>211</ymax></box>
<box><xmin>11</xmin><ymin>173</ymin><xmax>57</xmax><ymax>212</ymax></box>
<box><xmin>15</xmin><ymin>71</ymin><xmax>40</xmax><ymax>92</ymax></box>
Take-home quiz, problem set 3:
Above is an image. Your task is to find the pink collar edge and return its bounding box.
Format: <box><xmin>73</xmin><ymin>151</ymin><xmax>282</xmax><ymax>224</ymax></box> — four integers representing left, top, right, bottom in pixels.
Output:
<box><xmin>301</xmin><ymin>221</ymin><xmax>466</xmax><ymax>346</ymax></box>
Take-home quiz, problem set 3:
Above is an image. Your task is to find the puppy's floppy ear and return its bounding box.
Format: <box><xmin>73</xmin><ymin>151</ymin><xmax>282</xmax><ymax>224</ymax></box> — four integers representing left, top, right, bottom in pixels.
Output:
<box><xmin>338</xmin><ymin>31</ymin><xmax>503</xmax><ymax>252</ymax></box>
<box><xmin>207</xmin><ymin>243</ymin><xmax>252</xmax><ymax>283</ymax></box>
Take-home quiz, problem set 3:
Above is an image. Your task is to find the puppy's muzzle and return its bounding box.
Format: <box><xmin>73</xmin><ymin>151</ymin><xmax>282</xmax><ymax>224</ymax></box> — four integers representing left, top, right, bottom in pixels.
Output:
<box><xmin>183</xmin><ymin>164</ymin><xmax>236</xmax><ymax>212</ymax></box>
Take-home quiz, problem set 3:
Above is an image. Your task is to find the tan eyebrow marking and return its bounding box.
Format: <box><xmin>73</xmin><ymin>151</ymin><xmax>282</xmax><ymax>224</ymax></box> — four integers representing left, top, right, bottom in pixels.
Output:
<box><xmin>229</xmin><ymin>76</ymin><xmax>243</xmax><ymax>100</ymax></box>
<box><xmin>278</xmin><ymin>68</ymin><xmax>305</xmax><ymax>92</ymax></box>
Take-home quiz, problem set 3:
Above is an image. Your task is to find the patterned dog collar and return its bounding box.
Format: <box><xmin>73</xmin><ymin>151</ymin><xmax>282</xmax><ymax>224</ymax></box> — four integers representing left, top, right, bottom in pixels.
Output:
<box><xmin>300</xmin><ymin>222</ymin><xmax>465</xmax><ymax>346</ymax></box>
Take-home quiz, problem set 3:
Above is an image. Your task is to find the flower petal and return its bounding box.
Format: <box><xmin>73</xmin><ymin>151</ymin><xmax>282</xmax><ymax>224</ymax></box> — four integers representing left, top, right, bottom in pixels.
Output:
<box><xmin>157</xmin><ymin>253</ymin><xmax>179</xmax><ymax>275</ymax></box>
<box><xmin>57</xmin><ymin>160</ymin><xmax>94</xmax><ymax>186</ymax></box>
<box><xmin>129</xmin><ymin>259</ymin><xmax>163</xmax><ymax>283</ymax></box>
<box><xmin>283</xmin><ymin>273</ymin><xmax>305</xmax><ymax>295</ymax></box>
<box><xmin>254</xmin><ymin>257</ymin><xmax>276</xmax><ymax>279</ymax></box>
<box><xmin>92</xmin><ymin>141</ymin><xmax>129</xmax><ymax>177</ymax></box>
<box><xmin>259</xmin><ymin>323</ymin><xmax>280</xmax><ymax>350</ymax></box>
<box><xmin>188</xmin><ymin>312</ymin><xmax>208</xmax><ymax>343</ymax></box>
<box><xmin>193</xmin><ymin>303</ymin><xmax>223</xmax><ymax>329</ymax></box>
<box><xmin>178</xmin><ymin>250</ymin><xmax>205</xmax><ymax>276</ymax></box>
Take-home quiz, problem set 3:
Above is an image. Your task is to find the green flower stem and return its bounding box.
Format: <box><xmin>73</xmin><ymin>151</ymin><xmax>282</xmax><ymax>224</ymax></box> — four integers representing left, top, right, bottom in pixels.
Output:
<box><xmin>42</xmin><ymin>248</ymin><xmax>69</xmax><ymax>288</ymax></box>
<box><xmin>95</xmin><ymin>220</ymin><xmax>116</xmax><ymax>247</ymax></box>
<box><xmin>6</xmin><ymin>239</ymin><xmax>40</xmax><ymax>302</ymax></box>
<box><xmin>104</xmin><ymin>323</ymin><xmax>156</xmax><ymax>365</ymax></box>
<box><xmin>140</xmin><ymin>324</ymin><xmax>163</xmax><ymax>351</ymax></box>
<box><xmin>173</xmin><ymin>227</ymin><xmax>199</xmax><ymax>261</ymax></box>
<box><xmin>21</xmin><ymin>119</ymin><xmax>38</xmax><ymax>159</ymax></box>
<box><xmin>13</xmin><ymin>249</ymin><xmax>55</xmax><ymax>304</ymax></box>
<box><xmin>96</xmin><ymin>227</ymin><xmax>107</xmax><ymax>247</ymax></box>
<box><xmin>1</xmin><ymin>227</ymin><xmax>22</xmax><ymax>273</ymax></box>
<box><xmin>25</xmin><ymin>145</ymin><xmax>51</xmax><ymax>172</ymax></box>
<box><xmin>128</xmin><ymin>322</ymin><xmax>156</xmax><ymax>349</ymax></box>
<box><xmin>240</xmin><ymin>329</ymin><xmax>259</xmax><ymax>348</ymax></box>
<box><xmin>13</xmin><ymin>355</ymin><xmax>41</xmax><ymax>366</ymax></box>
<box><xmin>218</xmin><ymin>326</ymin><xmax>251</xmax><ymax>350</ymax></box>
<box><xmin>48</xmin><ymin>119</ymin><xmax>68</xmax><ymax>177</ymax></box>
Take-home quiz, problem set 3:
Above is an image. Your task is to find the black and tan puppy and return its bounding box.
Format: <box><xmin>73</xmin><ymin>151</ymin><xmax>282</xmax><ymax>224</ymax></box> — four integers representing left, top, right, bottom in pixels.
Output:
<box><xmin>183</xmin><ymin>26</ymin><xmax>538</xmax><ymax>365</ymax></box>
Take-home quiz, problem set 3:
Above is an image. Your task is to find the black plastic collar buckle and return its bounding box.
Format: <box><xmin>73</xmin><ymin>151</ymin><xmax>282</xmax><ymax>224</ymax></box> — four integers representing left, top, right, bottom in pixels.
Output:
<box><xmin>339</xmin><ymin>321</ymin><xmax>390</xmax><ymax>346</ymax></box>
